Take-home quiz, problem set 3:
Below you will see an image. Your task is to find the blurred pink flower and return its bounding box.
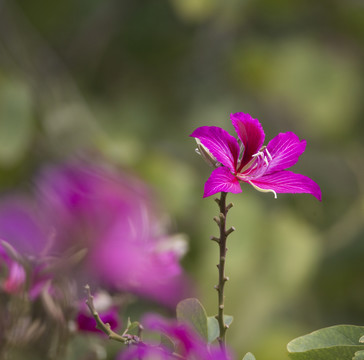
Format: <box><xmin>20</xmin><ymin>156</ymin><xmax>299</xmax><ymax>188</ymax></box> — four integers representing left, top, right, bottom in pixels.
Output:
<box><xmin>190</xmin><ymin>112</ymin><xmax>321</xmax><ymax>200</ymax></box>
<box><xmin>0</xmin><ymin>197</ymin><xmax>49</xmax><ymax>256</ymax></box>
<box><xmin>37</xmin><ymin>161</ymin><xmax>189</xmax><ymax>305</ymax></box>
<box><xmin>0</xmin><ymin>161</ymin><xmax>189</xmax><ymax>306</ymax></box>
<box><xmin>119</xmin><ymin>314</ymin><xmax>232</xmax><ymax>360</ymax></box>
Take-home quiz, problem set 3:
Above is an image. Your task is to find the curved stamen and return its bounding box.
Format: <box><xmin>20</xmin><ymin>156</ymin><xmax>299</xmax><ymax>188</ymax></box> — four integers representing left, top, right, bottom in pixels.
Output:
<box><xmin>248</xmin><ymin>181</ymin><xmax>277</xmax><ymax>199</ymax></box>
<box><xmin>265</xmin><ymin>148</ymin><xmax>272</xmax><ymax>161</ymax></box>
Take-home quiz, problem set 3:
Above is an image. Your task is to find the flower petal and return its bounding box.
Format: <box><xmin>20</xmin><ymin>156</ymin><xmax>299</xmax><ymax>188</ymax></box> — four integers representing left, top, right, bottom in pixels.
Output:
<box><xmin>249</xmin><ymin>170</ymin><xmax>322</xmax><ymax>201</ymax></box>
<box><xmin>230</xmin><ymin>112</ymin><xmax>265</xmax><ymax>168</ymax></box>
<box><xmin>190</xmin><ymin>126</ymin><xmax>240</xmax><ymax>170</ymax></box>
<box><xmin>266</xmin><ymin>132</ymin><xmax>306</xmax><ymax>173</ymax></box>
<box><xmin>203</xmin><ymin>167</ymin><xmax>241</xmax><ymax>198</ymax></box>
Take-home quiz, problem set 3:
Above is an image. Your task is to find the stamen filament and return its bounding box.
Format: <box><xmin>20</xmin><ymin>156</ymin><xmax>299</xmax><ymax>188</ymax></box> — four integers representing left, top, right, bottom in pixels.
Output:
<box><xmin>265</xmin><ymin>148</ymin><xmax>272</xmax><ymax>160</ymax></box>
<box><xmin>248</xmin><ymin>181</ymin><xmax>277</xmax><ymax>199</ymax></box>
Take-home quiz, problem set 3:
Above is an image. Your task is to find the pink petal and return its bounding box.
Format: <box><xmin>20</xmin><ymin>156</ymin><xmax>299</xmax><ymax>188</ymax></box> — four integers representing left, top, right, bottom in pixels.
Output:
<box><xmin>4</xmin><ymin>261</ymin><xmax>26</xmax><ymax>293</ymax></box>
<box><xmin>203</xmin><ymin>167</ymin><xmax>241</xmax><ymax>198</ymax></box>
<box><xmin>266</xmin><ymin>132</ymin><xmax>306</xmax><ymax>173</ymax></box>
<box><xmin>230</xmin><ymin>112</ymin><xmax>265</xmax><ymax>168</ymax></box>
<box><xmin>249</xmin><ymin>171</ymin><xmax>322</xmax><ymax>201</ymax></box>
<box><xmin>190</xmin><ymin>126</ymin><xmax>240</xmax><ymax>170</ymax></box>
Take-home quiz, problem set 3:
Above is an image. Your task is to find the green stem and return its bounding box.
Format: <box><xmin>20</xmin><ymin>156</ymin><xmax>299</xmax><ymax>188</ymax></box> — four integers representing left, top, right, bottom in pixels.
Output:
<box><xmin>213</xmin><ymin>192</ymin><xmax>235</xmax><ymax>349</ymax></box>
<box><xmin>85</xmin><ymin>285</ymin><xmax>139</xmax><ymax>345</ymax></box>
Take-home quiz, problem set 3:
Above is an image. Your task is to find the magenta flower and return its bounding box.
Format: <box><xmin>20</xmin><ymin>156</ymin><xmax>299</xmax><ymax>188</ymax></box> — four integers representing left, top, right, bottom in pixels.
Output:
<box><xmin>190</xmin><ymin>112</ymin><xmax>321</xmax><ymax>200</ymax></box>
<box><xmin>36</xmin><ymin>161</ymin><xmax>189</xmax><ymax>306</ymax></box>
<box><xmin>119</xmin><ymin>314</ymin><xmax>232</xmax><ymax>360</ymax></box>
<box><xmin>0</xmin><ymin>161</ymin><xmax>190</xmax><ymax>306</ymax></box>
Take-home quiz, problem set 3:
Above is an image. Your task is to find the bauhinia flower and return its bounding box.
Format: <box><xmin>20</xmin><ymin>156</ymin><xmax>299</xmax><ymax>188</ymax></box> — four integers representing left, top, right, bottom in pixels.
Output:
<box><xmin>190</xmin><ymin>112</ymin><xmax>321</xmax><ymax>201</ymax></box>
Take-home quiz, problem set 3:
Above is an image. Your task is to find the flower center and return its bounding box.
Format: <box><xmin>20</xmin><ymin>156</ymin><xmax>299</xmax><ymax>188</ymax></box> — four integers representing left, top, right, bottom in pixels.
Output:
<box><xmin>238</xmin><ymin>146</ymin><xmax>272</xmax><ymax>177</ymax></box>
<box><xmin>251</xmin><ymin>146</ymin><xmax>272</xmax><ymax>166</ymax></box>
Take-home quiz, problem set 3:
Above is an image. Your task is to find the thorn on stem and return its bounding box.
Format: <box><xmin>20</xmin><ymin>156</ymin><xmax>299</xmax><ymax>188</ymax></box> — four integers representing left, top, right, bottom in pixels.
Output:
<box><xmin>219</xmin><ymin>305</ymin><xmax>224</xmax><ymax>310</ymax></box>
<box><xmin>225</xmin><ymin>227</ymin><xmax>235</xmax><ymax>236</ymax></box>
<box><xmin>219</xmin><ymin>213</ymin><xmax>225</xmax><ymax>222</ymax></box>
<box><xmin>214</xmin><ymin>198</ymin><xmax>220</xmax><ymax>205</ymax></box>
<box><xmin>213</xmin><ymin>216</ymin><xmax>220</xmax><ymax>225</ymax></box>
<box><xmin>226</xmin><ymin>203</ymin><xmax>234</xmax><ymax>211</ymax></box>
<box><xmin>210</xmin><ymin>236</ymin><xmax>220</xmax><ymax>243</ymax></box>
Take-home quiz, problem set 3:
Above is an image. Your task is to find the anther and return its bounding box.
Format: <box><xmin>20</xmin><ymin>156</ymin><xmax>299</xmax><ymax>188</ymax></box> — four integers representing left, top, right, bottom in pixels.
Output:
<box><xmin>252</xmin><ymin>151</ymin><xmax>262</xmax><ymax>158</ymax></box>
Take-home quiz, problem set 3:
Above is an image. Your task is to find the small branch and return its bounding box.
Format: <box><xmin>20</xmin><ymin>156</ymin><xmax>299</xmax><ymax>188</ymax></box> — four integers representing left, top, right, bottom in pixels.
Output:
<box><xmin>225</xmin><ymin>227</ymin><xmax>235</xmax><ymax>236</ymax></box>
<box><xmin>226</xmin><ymin>202</ymin><xmax>234</xmax><ymax>211</ymax></box>
<box><xmin>85</xmin><ymin>285</ymin><xmax>140</xmax><ymax>345</ymax></box>
<box><xmin>210</xmin><ymin>236</ymin><xmax>220</xmax><ymax>243</ymax></box>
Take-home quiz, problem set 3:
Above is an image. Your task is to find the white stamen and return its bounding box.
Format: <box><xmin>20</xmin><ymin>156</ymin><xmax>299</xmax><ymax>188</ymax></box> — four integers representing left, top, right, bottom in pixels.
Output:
<box><xmin>266</xmin><ymin>148</ymin><xmax>272</xmax><ymax>160</ymax></box>
<box><xmin>252</xmin><ymin>151</ymin><xmax>264</xmax><ymax>159</ymax></box>
<box><xmin>264</xmin><ymin>156</ymin><xmax>269</xmax><ymax>166</ymax></box>
<box><xmin>249</xmin><ymin>181</ymin><xmax>277</xmax><ymax>199</ymax></box>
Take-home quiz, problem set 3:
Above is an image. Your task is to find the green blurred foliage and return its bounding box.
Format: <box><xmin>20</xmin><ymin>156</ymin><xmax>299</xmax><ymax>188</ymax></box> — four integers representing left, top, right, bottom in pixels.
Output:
<box><xmin>0</xmin><ymin>0</ymin><xmax>364</xmax><ymax>359</ymax></box>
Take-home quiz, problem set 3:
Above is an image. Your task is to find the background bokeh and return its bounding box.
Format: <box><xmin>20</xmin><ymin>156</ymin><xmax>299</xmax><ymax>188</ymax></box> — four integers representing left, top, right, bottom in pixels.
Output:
<box><xmin>0</xmin><ymin>0</ymin><xmax>364</xmax><ymax>359</ymax></box>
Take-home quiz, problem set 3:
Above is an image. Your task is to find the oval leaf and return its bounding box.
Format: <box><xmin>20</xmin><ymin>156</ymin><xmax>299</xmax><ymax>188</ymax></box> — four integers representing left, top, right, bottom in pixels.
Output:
<box><xmin>207</xmin><ymin>316</ymin><xmax>220</xmax><ymax>343</ymax></box>
<box><xmin>242</xmin><ymin>352</ymin><xmax>256</xmax><ymax>360</ymax></box>
<box><xmin>176</xmin><ymin>298</ymin><xmax>208</xmax><ymax>340</ymax></box>
<box><xmin>287</xmin><ymin>325</ymin><xmax>364</xmax><ymax>360</ymax></box>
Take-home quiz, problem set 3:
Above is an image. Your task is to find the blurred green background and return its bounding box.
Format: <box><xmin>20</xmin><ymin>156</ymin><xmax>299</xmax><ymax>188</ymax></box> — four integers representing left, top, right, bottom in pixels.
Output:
<box><xmin>0</xmin><ymin>0</ymin><xmax>363</xmax><ymax>359</ymax></box>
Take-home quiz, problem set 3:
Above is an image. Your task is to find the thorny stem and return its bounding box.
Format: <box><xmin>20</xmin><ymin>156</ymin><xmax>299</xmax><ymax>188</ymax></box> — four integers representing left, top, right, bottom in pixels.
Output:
<box><xmin>85</xmin><ymin>285</ymin><xmax>140</xmax><ymax>345</ymax></box>
<box><xmin>212</xmin><ymin>192</ymin><xmax>235</xmax><ymax>350</ymax></box>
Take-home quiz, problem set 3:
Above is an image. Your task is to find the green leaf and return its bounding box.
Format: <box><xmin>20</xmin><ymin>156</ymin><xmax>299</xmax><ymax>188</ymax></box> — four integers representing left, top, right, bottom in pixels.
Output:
<box><xmin>127</xmin><ymin>321</ymin><xmax>140</xmax><ymax>332</ymax></box>
<box><xmin>160</xmin><ymin>334</ymin><xmax>175</xmax><ymax>352</ymax></box>
<box><xmin>224</xmin><ymin>315</ymin><xmax>234</xmax><ymax>327</ymax></box>
<box><xmin>242</xmin><ymin>352</ymin><xmax>256</xmax><ymax>360</ymax></box>
<box><xmin>353</xmin><ymin>350</ymin><xmax>364</xmax><ymax>360</ymax></box>
<box><xmin>176</xmin><ymin>298</ymin><xmax>208</xmax><ymax>341</ymax></box>
<box><xmin>287</xmin><ymin>325</ymin><xmax>364</xmax><ymax>360</ymax></box>
<box><xmin>207</xmin><ymin>316</ymin><xmax>219</xmax><ymax>343</ymax></box>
